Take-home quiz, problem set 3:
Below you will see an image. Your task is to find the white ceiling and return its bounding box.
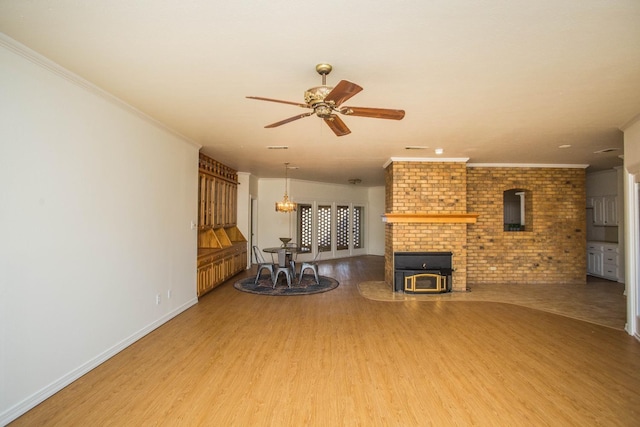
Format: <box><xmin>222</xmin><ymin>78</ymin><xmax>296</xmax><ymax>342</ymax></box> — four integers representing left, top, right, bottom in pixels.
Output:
<box><xmin>1</xmin><ymin>0</ymin><xmax>638</xmax><ymax>186</ymax></box>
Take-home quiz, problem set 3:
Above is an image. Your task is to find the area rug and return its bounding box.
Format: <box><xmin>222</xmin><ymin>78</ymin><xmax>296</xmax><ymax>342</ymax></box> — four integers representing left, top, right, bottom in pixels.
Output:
<box><xmin>234</xmin><ymin>275</ymin><xmax>339</xmax><ymax>296</ymax></box>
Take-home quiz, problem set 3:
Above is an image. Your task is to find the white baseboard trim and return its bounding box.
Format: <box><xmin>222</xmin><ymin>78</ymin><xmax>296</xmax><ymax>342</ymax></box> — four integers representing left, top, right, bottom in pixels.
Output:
<box><xmin>0</xmin><ymin>297</ymin><xmax>198</xmax><ymax>426</ymax></box>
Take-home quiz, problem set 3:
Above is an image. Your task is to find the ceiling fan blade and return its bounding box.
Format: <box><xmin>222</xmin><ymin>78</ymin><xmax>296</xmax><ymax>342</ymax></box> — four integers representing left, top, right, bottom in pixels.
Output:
<box><xmin>265</xmin><ymin>112</ymin><xmax>314</xmax><ymax>128</ymax></box>
<box><xmin>340</xmin><ymin>106</ymin><xmax>405</xmax><ymax>120</ymax></box>
<box><xmin>324</xmin><ymin>80</ymin><xmax>363</xmax><ymax>107</ymax></box>
<box><xmin>247</xmin><ymin>96</ymin><xmax>309</xmax><ymax>108</ymax></box>
<box><xmin>324</xmin><ymin>115</ymin><xmax>351</xmax><ymax>136</ymax></box>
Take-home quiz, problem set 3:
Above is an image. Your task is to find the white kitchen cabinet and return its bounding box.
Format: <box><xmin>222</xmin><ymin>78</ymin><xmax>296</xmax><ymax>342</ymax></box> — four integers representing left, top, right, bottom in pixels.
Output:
<box><xmin>586</xmin><ymin>168</ymin><xmax>624</xmax><ymax>284</ymax></box>
<box><xmin>591</xmin><ymin>195</ymin><xmax>617</xmax><ymax>226</ymax></box>
<box><xmin>587</xmin><ymin>242</ymin><xmax>620</xmax><ymax>281</ymax></box>
<box><xmin>603</xmin><ymin>196</ymin><xmax>618</xmax><ymax>226</ymax></box>
<box><xmin>602</xmin><ymin>244</ymin><xmax>619</xmax><ymax>280</ymax></box>
<box><xmin>592</xmin><ymin>197</ymin><xmax>604</xmax><ymax>225</ymax></box>
<box><xmin>587</xmin><ymin>243</ymin><xmax>604</xmax><ymax>277</ymax></box>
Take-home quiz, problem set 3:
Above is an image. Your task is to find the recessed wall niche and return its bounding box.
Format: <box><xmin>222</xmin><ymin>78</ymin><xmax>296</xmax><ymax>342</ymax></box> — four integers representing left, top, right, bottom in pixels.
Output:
<box><xmin>503</xmin><ymin>188</ymin><xmax>532</xmax><ymax>231</ymax></box>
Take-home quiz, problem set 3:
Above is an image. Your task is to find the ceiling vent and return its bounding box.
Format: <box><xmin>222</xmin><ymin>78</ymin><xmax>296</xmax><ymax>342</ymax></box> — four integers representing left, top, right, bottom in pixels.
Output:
<box><xmin>593</xmin><ymin>148</ymin><xmax>620</xmax><ymax>154</ymax></box>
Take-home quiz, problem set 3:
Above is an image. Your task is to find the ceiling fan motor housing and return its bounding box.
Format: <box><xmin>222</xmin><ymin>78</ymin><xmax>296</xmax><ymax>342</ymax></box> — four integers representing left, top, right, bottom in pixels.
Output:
<box><xmin>304</xmin><ymin>86</ymin><xmax>333</xmax><ymax>106</ymax></box>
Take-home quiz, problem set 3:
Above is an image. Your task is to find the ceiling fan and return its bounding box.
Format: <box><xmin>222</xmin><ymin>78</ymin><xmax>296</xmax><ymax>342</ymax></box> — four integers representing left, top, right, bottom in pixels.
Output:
<box><xmin>246</xmin><ymin>64</ymin><xmax>405</xmax><ymax>136</ymax></box>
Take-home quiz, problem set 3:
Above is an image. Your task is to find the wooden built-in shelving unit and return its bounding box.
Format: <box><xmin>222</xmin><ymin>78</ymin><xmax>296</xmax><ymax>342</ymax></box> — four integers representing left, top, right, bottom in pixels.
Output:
<box><xmin>197</xmin><ymin>153</ymin><xmax>247</xmax><ymax>297</ymax></box>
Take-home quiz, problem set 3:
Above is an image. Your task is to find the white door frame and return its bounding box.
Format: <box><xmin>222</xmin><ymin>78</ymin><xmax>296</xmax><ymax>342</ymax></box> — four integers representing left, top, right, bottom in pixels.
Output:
<box><xmin>624</xmin><ymin>172</ymin><xmax>639</xmax><ymax>338</ymax></box>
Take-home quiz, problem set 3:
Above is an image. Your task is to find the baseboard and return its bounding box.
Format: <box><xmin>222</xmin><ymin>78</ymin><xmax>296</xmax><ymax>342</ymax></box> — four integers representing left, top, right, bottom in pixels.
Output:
<box><xmin>0</xmin><ymin>297</ymin><xmax>198</xmax><ymax>426</ymax></box>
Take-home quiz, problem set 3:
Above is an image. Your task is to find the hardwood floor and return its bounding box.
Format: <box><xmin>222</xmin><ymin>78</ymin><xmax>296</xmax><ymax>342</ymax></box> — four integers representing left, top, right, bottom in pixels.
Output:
<box><xmin>12</xmin><ymin>256</ymin><xmax>640</xmax><ymax>426</ymax></box>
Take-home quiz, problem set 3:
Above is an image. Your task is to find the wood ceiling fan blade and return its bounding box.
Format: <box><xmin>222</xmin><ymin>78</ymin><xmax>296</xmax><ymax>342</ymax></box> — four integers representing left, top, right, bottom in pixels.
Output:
<box><xmin>247</xmin><ymin>96</ymin><xmax>309</xmax><ymax>108</ymax></box>
<box><xmin>324</xmin><ymin>80</ymin><xmax>363</xmax><ymax>107</ymax></box>
<box><xmin>324</xmin><ymin>115</ymin><xmax>351</xmax><ymax>136</ymax></box>
<box><xmin>340</xmin><ymin>106</ymin><xmax>405</xmax><ymax>120</ymax></box>
<box><xmin>265</xmin><ymin>112</ymin><xmax>314</xmax><ymax>128</ymax></box>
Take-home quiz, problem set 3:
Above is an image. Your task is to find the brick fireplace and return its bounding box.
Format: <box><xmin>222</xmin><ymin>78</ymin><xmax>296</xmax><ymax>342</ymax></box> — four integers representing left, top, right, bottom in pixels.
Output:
<box><xmin>383</xmin><ymin>159</ymin><xmax>587</xmax><ymax>289</ymax></box>
<box><xmin>383</xmin><ymin>159</ymin><xmax>475</xmax><ymax>292</ymax></box>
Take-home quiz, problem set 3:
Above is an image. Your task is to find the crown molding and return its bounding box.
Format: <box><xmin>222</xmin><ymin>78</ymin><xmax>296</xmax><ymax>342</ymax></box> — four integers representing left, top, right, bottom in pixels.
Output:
<box><xmin>620</xmin><ymin>113</ymin><xmax>640</xmax><ymax>131</ymax></box>
<box><xmin>383</xmin><ymin>157</ymin><xmax>470</xmax><ymax>168</ymax></box>
<box><xmin>382</xmin><ymin>157</ymin><xmax>589</xmax><ymax>170</ymax></box>
<box><xmin>467</xmin><ymin>163</ymin><xmax>589</xmax><ymax>169</ymax></box>
<box><xmin>0</xmin><ymin>33</ymin><xmax>201</xmax><ymax>149</ymax></box>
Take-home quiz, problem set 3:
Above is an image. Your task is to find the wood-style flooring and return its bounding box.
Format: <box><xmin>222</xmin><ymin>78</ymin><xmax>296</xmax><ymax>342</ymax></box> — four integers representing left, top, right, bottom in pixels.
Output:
<box><xmin>359</xmin><ymin>275</ymin><xmax>627</xmax><ymax>330</ymax></box>
<box><xmin>11</xmin><ymin>256</ymin><xmax>640</xmax><ymax>426</ymax></box>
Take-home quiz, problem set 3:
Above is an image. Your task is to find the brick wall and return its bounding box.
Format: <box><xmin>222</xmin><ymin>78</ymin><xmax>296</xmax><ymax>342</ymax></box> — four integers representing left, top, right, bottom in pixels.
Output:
<box><xmin>467</xmin><ymin>167</ymin><xmax>586</xmax><ymax>284</ymax></box>
<box><xmin>385</xmin><ymin>161</ymin><xmax>586</xmax><ymax>290</ymax></box>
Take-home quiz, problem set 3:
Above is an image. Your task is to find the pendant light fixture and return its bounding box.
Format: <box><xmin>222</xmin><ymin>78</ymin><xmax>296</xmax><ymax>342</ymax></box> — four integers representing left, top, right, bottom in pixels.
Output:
<box><xmin>275</xmin><ymin>162</ymin><xmax>297</xmax><ymax>213</ymax></box>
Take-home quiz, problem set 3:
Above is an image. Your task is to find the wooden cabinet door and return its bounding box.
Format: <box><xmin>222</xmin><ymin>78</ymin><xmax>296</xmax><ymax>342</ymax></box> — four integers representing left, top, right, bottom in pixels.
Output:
<box><xmin>197</xmin><ymin>263</ymin><xmax>214</xmax><ymax>295</ymax></box>
<box><xmin>227</xmin><ymin>181</ymin><xmax>237</xmax><ymax>226</ymax></box>
<box><xmin>214</xmin><ymin>179</ymin><xmax>225</xmax><ymax>227</ymax></box>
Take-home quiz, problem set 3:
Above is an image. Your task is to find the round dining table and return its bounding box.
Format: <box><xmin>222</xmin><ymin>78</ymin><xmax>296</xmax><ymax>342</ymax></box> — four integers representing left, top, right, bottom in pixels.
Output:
<box><xmin>263</xmin><ymin>246</ymin><xmax>310</xmax><ymax>267</ymax></box>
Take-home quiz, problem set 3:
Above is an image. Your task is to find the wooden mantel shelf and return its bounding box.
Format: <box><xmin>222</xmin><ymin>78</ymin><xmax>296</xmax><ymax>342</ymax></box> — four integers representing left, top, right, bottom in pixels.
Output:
<box><xmin>381</xmin><ymin>213</ymin><xmax>479</xmax><ymax>224</ymax></box>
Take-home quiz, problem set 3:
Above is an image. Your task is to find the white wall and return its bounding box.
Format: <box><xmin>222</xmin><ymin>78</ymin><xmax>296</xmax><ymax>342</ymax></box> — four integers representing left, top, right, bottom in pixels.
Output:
<box><xmin>254</xmin><ymin>178</ymin><xmax>384</xmax><ymax>260</ymax></box>
<box><xmin>586</xmin><ymin>169</ymin><xmax>619</xmax><ymax>197</ymax></box>
<box><xmin>625</xmin><ymin>115</ymin><xmax>640</xmax><ymax>177</ymax></box>
<box><xmin>367</xmin><ymin>186</ymin><xmax>386</xmax><ymax>256</ymax></box>
<box><xmin>0</xmin><ymin>37</ymin><xmax>200</xmax><ymax>423</ymax></box>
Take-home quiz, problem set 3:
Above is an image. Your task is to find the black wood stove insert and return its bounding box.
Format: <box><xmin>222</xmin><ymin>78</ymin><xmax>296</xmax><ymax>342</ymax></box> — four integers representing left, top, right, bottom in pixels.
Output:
<box><xmin>394</xmin><ymin>252</ymin><xmax>453</xmax><ymax>293</ymax></box>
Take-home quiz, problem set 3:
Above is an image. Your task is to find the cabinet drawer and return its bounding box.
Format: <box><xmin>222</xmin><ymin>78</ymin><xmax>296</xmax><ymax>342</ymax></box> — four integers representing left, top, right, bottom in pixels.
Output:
<box><xmin>602</xmin><ymin>245</ymin><xmax>618</xmax><ymax>254</ymax></box>
<box><xmin>603</xmin><ymin>254</ymin><xmax>618</xmax><ymax>265</ymax></box>
<box><xmin>602</xmin><ymin>265</ymin><xmax>619</xmax><ymax>280</ymax></box>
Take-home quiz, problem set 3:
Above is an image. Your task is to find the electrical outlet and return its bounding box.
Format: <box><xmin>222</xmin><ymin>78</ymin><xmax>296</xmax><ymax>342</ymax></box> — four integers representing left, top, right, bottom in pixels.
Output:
<box><xmin>156</xmin><ymin>294</ymin><xmax>161</xmax><ymax>305</ymax></box>
<box><xmin>167</xmin><ymin>290</ymin><xmax>172</xmax><ymax>299</ymax></box>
